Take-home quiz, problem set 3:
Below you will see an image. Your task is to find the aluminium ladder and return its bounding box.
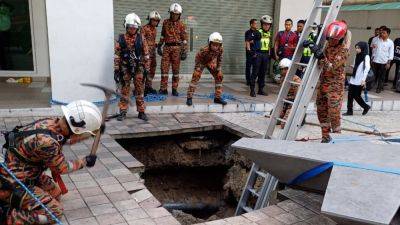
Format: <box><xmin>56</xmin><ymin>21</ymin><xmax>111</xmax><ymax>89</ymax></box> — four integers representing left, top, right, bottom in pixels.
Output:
<box><xmin>235</xmin><ymin>0</ymin><xmax>344</xmax><ymax>216</ymax></box>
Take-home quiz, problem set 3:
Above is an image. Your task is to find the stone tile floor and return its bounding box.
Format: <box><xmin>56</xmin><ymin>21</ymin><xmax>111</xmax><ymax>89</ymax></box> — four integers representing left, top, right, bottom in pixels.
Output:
<box><xmin>1</xmin><ymin>110</ymin><xmax>399</xmax><ymax>224</ymax></box>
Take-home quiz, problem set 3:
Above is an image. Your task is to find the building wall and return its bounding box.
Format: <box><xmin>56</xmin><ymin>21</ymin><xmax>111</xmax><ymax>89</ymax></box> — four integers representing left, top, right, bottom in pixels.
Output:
<box><xmin>46</xmin><ymin>0</ymin><xmax>115</xmax><ymax>103</ymax></box>
<box><xmin>337</xmin><ymin>10</ymin><xmax>400</xmax><ymax>78</ymax></box>
<box><xmin>113</xmin><ymin>0</ymin><xmax>275</xmax><ymax>76</ymax></box>
<box><xmin>276</xmin><ymin>0</ymin><xmax>317</xmax><ymax>31</ymax></box>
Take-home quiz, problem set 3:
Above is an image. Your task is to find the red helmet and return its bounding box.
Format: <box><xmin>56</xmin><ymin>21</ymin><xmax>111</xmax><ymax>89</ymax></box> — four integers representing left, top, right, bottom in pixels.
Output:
<box><xmin>325</xmin><ymin>21</ymin><xmax>347</xmax><ymax>40</ymax></box>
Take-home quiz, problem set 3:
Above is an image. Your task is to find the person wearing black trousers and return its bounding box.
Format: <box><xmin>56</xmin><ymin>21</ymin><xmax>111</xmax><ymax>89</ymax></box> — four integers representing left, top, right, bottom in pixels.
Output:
<box><xmin>344</xmin><ymin>42</ymin><xmax>371</xmax><ymax>116</ymax></box>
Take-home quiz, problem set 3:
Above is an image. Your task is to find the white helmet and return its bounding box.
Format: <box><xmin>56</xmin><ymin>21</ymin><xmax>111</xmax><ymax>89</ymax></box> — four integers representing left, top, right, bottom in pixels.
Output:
<box><xmin>169</xmin><ymin>3</ymin><xmax>183</xmax><ymax>14</ymax></box>
<box><xmin>208</xmin><ymin>32</ymin><xmax>223</xmax><ymax>44</ymax></box>
<box><xmin>279</xmin><ymin>58</ymin><xmax>292</xmax><ymax>68</ymax></box>
<box><xmin>124</xmin><ymin>13</ymin><xmax>141</xmax><ymax>29</ymax></box>
<box><xmin>261</xmin><ymin>15</ymin><xmax>273</xmax><ymax>24</ymax></box>
<box><xmin>61</xmin><ymin>100</ymin><xmax>102</xmax><ymax>136</ymax></box>
<box><xmin>148</xmin><ymin>11</ymin><xmax>161</xmax><ymax>21</ymax></box>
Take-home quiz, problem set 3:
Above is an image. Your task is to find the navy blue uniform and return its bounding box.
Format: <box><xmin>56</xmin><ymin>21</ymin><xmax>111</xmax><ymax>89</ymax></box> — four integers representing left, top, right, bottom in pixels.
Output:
<box><xmin>245</xmin><ymin>29</ymin><xmax>261</xmax><ymax>84</ymax></box>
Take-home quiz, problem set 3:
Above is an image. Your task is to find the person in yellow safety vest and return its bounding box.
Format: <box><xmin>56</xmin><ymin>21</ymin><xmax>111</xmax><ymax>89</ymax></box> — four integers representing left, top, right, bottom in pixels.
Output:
<box><xmin>249</xmin><ymin>15</ymin><xmax>272</xmax><ymax>97</ymax></box>
<box><xmin>296</xmin><ymin>25</ymin><xmax>318</xmax><ymax>78</ymax></box>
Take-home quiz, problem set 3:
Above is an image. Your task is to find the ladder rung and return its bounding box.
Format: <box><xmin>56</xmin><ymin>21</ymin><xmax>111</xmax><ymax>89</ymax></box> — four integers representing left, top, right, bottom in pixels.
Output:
<box><xmin>294</xmin><ymin>62</ymin><xmax>308</xmax><ymax>67</ymax></box>
<box><xmin>248</xmin><ymin>188</ymin><xmax>260</xmax><ymax>197</ymax></box>
<box><xmin>276</xmin><ymin>117</ymin><xmax>287</xmax><ymax>123</ymax></box>
<box><xmin>283</xmin><ymin>99</ymin><xmax>294</xmax><ymax>105</ymax></box>
<box><xmin>317</xmin><ymin>5</ymin><xmax>330</xmax><ymax>9</ymax></box>
<box><xmin>242</xmin><ymin>206</ymin><xmax>253</xmax><ymax>213</ymax></box>
<box><xmin>256</xmin><ymin>170</ymin><xmax>267</xmax><ymax>178</ymax></box>
<box><xmin>288</xmin><ymin>80</ymin><xmax>301</xmax><ymax>86</ymax></box>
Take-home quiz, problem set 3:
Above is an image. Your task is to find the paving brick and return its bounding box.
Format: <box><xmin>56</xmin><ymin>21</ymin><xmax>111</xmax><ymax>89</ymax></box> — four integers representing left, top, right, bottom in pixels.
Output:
<box><xmin>274</xmin><ymin>213</ymin><xmax>302</xmax><ymax>224</ymax></box>
<box><xmin>96</xmin><ymin>177</ymin><xmax>119</xmax><ymax>186</ymax></box>
<box><xmin>138</xmin><ymin>196</ymin><xmax>161</xmax><ymax>209</ymax></box>
<box><xmin>74</xmin><ymin>180</ymin><xmax>98</xmax><ymax>189</ymax></box>
<box><xmin>260</xmin><ymin>205</ymin><xmax>286</xmax><ymax>217</ymax></box>
<box><xmin>144</xmin><ymin>207</ymin><xmax>171</xmax><ymax>219</ymax></box>
<box><xmin>120</xmin><ymin>208</ymin><xmax>149</xmax><ymax>221</ymax></box>
<box><xmin>122</xmin><ymin>181</ymin><xmax>145</xmax><ymax>192</ymax></box>
<box><xmin>64</xmin><ymin>207</ymin><xmax>93</xmax><ymax>221</ymax></box>
<box><xmin>101</xmin><ymin>183</ymin><xmax>125</xmax><ymax>193</ymax></box>
<box><xmin>114</xmin><ymin>199</ymin><xmax>140</xmax><ymax>211</ymax></box>
<box><xmin>277</xmin><ymin>200</ymin><xmax>302</xmax><ymax>212</ymax></box>
<box><xmin>223</xmin><ymin>216</ymin><xmax>252</xmax><ymax>225</ymax></box>
<box><xmin>204</xmin><ymin>219</ymin><xmax>229</xmax><ymax>225</ymax></box>
<box><xmin>90</xmin><ymin>203</ymin><xmax>118</xmax><ymax>216</ymax></box>
<box><xmin>62</xmin><ymin>189</ymin><xmax>82</xmax><ymax>201</ymax></box>
<box><xmin>69</xmin><ymin>217</ymin><xmax>99</xmax><ymax>225</ymax></box>
<box><xmin>63</xmin><ymin>198</ymin><xmax>86</xmax><ymax>211</ymax></box>
<box><xmin>256</xmin><ymin>217</ymin><xmax>285</xmax><ymax>225</ymax></box>
<box><xmin>96</xmin><ymin>212</ymin><xmax>126</xmax><ymax>225</ymax></box>
<box><xmin>84</xmin><ymin>195</ymin><xmax>111</xmax><ymax>206</ymax></box>
<box><xmin>106</xmin><ymin>191</ymin><xmax>132</xmax><ymax>202</ymax></box>
<box><xmin>127</xmin><ymin>218</ymin><xmax>157</xmax><ymax>225</ymax></box>
<box><xmin>70</xmin><ymin>173</ymin><xmax>93</xmax><ymax>182</ymax></box>
<box><xmin>305</xmin><ymin>215</ymin><xmax>336</xmax><ymax>225</ymax></box>
<box><xmin>131</xmin><ymin>189</ymin><xmax>153</xmax><ymax>203</ymax></box>
<box><xmin>79</xmin><ymin>187</ymin><xmax>104</xmax><ymax>197</ymax></box>
<box><xmin>243</xmin><ymin>210</ymin><xmax>269</xmax><ymax>222</ymax></box>
<box><xmin>290</xmin><ymin>207</ymin><xmax>316</xmax><ymax>221</ymax></box>
<box><xmin>153</xmin><ymin>215</ymin><xmax>180</xmax><ymax>225</ymax></box>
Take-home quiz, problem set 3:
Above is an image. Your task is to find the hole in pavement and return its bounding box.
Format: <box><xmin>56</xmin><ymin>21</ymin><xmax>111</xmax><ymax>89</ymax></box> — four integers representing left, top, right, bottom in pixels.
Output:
<box><xmin>116</xmin><ymin>129</ymin><xmax>254</xmax><ymax>224</ymax></box>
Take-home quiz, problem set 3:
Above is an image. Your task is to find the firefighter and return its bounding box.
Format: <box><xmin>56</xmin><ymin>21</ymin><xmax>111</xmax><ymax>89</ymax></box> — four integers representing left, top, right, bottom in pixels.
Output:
<box><xmin>314</xmin><ymin>21</ymin><xmax>349</xmax><ymax>143</ymax></box>
<box><xmin>278</xmin><ymin>58</ymin><xmax>302</xmax><ymax>129</ymax></box>
<box><xmin>186</xmin><ymin>32</ymin><xmax>227</xmax><ymax>106</ymax></box>
<box><xmin>114</xmin><ymin>13</ymin><xmax>150</xmax><ymax>121</ymax></box>
<box><xmin>157</xmin><ymin>3</ymin><xmax>188</xmax><ymax>96</ymax></box>
<box><xmin>0</xmin><ymin>100</ymin><xmax>102</xmax><ymax>224</ymax></box>
<box><xmin>142</xmin><ymin>11</ymin><xmax>161</xmax><ymax>96</ymax></box>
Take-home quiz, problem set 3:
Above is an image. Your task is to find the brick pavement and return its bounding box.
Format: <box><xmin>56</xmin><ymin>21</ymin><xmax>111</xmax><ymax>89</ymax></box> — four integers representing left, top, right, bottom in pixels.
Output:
<box><xmin>0</xmin><ymin>113</ymin><xmax>342</xmax><ymax>225</ymax></box>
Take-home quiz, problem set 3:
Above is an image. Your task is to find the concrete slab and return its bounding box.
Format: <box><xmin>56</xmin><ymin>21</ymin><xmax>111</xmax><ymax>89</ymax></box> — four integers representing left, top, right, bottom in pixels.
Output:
<box><xmin>232</xmin><ymin>138</ymin><xmax>400</xmax><ymax>225</ymax></box>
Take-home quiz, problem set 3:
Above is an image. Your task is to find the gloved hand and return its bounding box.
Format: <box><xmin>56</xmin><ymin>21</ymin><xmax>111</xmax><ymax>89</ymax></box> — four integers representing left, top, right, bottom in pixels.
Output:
<box><xmin>157</xmin><ymin>44</ymin><xmax>163</xmax><ymax>56</ymax></box>
<box><xmin>85</xmin><ymin>155</ymin><xmax>97</xmax><ymax>167</ymax></box>
<box><xmin>114</xmin><ymin>70</ymin><xmax>120</xmax><ymax>83</ymax></box>
<box><xmin>100</xmin><ymin>124</ymin><xmax>106</xmax><ymax>134</ymax></box>
<box><xmin>181</xmin><ymin>51</ymin><xmax>187</xmax><ymax>61</ymax></box>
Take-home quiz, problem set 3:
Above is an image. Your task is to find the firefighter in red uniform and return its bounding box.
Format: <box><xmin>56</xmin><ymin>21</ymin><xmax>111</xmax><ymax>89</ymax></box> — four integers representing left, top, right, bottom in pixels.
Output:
<box><xmin>157</xmin><ymin>3</ymin><xmax>188</xmax><ymax>96</ymax></box>
<box><xmin>114</xmin><ymin>13</ymin><xmax>150</xmax><ymax>121</ymax></box>
<box><xmin>142</xmin><ymin>11</ymin><xmax>161</xmax><ymax>96</ymax></box>
<box><xmin>186</xmin><ymin>32</ymin><xmax>227</xmax><ymax>106</ymax></box>
<box><xmin>314</xmin><ymin>21</ymin><xmax>350</xmax><ymax>143</ymax></box>
<box><xmin>0</xmin><ymin>100</ymin><xmax>102</xmax><ymax>224</ymax></box>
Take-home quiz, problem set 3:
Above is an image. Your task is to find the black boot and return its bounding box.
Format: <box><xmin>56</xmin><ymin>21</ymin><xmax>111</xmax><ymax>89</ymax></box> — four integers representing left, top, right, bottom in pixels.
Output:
<box><xmin>186</xmin><ymin>98</ymin><xmax>193</xmax><ymax>106</ymax></box>
<box><xmin>321</xmin><ymin>136</ymin><xmax>332</xmax><ymax>143</ymax></box>
<box><xmin>158</xmin><ymin>89</ymin><xmax>168</xmax><ymax>95</ymax></box>
<box><xmin>250</xmin><ymin>86</ymin><xmax>256</xmax><ymax>97</ymax></box>
<box><xmin>117</xmin><ymin>111</ymin><xmax>127</xmax><ymax>121</ymax></box>
<box><xmin>342</xmin><ymin>111</ymin><xmax>353</xmax><ymax>116</ymax></box>
<box><xmin>214</xmin><ymin>98</ymin><xmax>227</xmax><ymax>105</ymax></box>
<box><xmin>258</xmin><ymin>89</ymin><xmax>267</xmax><ymax>96</ymax></box>
<box><xmin>172</xmin><ymin>89</ymin><xmax>179</xmax><ymax>96</ymax></box>
<box><xmin>362</xmin><ymin>105</ymin><xmax>371</xmax><ymax>115</ymax></box>
<box><xmin>145</xmin><ymin>87</ymin><xmax>157</xmax><ymax>95</ymax></box>
<box><xmin>138</xmin><ymin>112</ymin><xmax>148</xmax><ymax>121</ymax></box>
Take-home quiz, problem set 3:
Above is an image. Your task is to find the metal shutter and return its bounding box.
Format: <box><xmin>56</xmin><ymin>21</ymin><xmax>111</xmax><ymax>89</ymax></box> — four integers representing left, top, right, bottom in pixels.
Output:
<box><xmin>114</xmin><ymin>0</ymin><xmax>275</xmax><ymax>75</ymax></box>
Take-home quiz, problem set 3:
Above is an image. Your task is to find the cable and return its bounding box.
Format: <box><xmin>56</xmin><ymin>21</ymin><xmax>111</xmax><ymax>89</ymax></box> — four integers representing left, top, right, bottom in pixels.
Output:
<box><xmin>0</xmin><ymin>162</ymin><xmax>63</xmax><ymax>225</ymax></box>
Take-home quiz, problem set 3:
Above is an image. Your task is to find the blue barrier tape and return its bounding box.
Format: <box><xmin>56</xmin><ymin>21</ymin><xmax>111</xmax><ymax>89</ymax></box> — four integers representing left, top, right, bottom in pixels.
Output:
<box><xmin>289</xmin><ymin>160</ymin><xmax>400</xmax><ymax>185</ymax></box>
<box><xmin>0</xmin><ymin>162</ymin><xmax>63</xmax><ymax>225</ymax></box>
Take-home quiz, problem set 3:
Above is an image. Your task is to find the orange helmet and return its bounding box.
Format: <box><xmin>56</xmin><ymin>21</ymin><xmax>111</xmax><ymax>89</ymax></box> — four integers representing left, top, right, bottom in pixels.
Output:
<box><xmin>325</xmin><ymin>21</ymin><xmax>347</xmax><ymax>40</ymax></box>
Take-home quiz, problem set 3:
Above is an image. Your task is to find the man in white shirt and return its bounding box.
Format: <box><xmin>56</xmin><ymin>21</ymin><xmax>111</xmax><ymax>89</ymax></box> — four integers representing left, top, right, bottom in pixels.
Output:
<box><xmin>371</xmin><ymin>27</ymin><xmax>394</xmax><ymax>93</ymax></box>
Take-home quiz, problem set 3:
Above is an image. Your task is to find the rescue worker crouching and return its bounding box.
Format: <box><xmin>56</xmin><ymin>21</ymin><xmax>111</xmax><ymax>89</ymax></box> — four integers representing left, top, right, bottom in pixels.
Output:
<box><xmin>114</xmin><ymin>13</ymin><xmax>150</xmax><ymax>121</ymax></box>
<box><xmin>250</xmin><ymin>15</ymin><xmax>272</xmax><ymax>97</ymax></box>
<box><xmin>186</xmin><ymin>32</ymin><xmax>227</xmax><ymax>106</ymax></box>
<box><xmin>142</xmin><ymin>11</ymin><xmax>161</xmax><ymax>96</ymax></box>
<box><xmin>157</xmin><ymin>3</ymin><xmax>188</xmax><ymax>96</ymax></box>
<box><xmin>311</xmin><ymin>21</ymin><xmax>350</xmax><ymax>143</ymax></box>
<box><xmin>0</xmin><ymin>100</ymin><xmax>102</xmax><ymax>224</ymax></box>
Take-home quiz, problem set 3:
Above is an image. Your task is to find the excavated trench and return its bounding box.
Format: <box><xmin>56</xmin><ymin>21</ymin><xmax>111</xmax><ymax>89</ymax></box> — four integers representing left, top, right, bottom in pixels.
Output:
<box><xmin>116</xmin><ymin>129</ymin><xmax>254</xmax><ymax>224</ymax></box>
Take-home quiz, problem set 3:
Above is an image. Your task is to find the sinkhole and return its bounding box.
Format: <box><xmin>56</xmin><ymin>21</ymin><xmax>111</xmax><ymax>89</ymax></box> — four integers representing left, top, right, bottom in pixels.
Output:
<box><xmin>116</xmin><ymin>129</ymin><xmax>253</xmax><ymax>224</ymax></box>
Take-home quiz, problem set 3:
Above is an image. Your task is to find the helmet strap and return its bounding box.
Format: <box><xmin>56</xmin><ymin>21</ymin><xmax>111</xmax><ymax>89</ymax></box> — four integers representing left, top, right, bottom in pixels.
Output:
<box><xmin>69</xmin><ymin>116</ymin><xmax>86</xmax><ymax>128</ymax></box>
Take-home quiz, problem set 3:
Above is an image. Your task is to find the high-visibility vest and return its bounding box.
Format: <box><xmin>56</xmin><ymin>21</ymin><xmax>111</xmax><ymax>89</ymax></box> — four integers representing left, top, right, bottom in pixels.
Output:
<box><xmin>258</xmin><ymin>29</ymin><xmax>271</xmax><ymax>51</ymax></box>
<box><xmin>303</xmin><ymin>33</ymin><xmax>315</xmax><ymax>57</ymax></box>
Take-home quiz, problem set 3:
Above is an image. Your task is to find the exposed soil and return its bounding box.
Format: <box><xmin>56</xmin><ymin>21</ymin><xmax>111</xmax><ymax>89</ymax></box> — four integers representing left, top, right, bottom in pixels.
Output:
<box><xmin>117</xmin><ymin>129</ymin><xmax>254</xmax><ymax>224</ymax></box>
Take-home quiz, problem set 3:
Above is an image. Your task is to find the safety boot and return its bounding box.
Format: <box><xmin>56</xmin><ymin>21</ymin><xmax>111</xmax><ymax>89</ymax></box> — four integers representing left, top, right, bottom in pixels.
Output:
<box><xmin>250</xmin><ymin>86</ymin><xmax>256</xmax><ymax>97</ymax></box>
<box><xmin>321</xmin><ymin>136</ymin><xmax>332</xmax><ymax>143</ymax></box>
<box><xmin>117</xmin><ymin>111</ymin><xmax>127</xmax><ymax>121</ymax></box>
<box><xmin>145</xmin><ymin>87</ymin><xmax>157</xmax><ymax>96</ymax></box>
<box><xmin>159</xmin><ymin>89</ymin><xmax>168</xmax><ymax>95</ymax></box>
<box><xmin>138</xmin><ymin>112</ymin><xmax>148</xmax><ymax>121</ymax></box>
<box><xmin>214</xmin><ymin>98</ymin><xmax>227</xmax><ymax>105</ymax></box>
<box><xmin>258</xmin><ymin>90</ymin><xmax>268</xmax><ymax>96</ymax></box>
<box><xmin>172</xmin><ymin>89</ymin><xmax>179</xmax><ymax>96</ymax></box>
<box><xmin>186</xmin><ymin>98</ymin><xmax>193</xmax><ymax>106</ymax></box>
